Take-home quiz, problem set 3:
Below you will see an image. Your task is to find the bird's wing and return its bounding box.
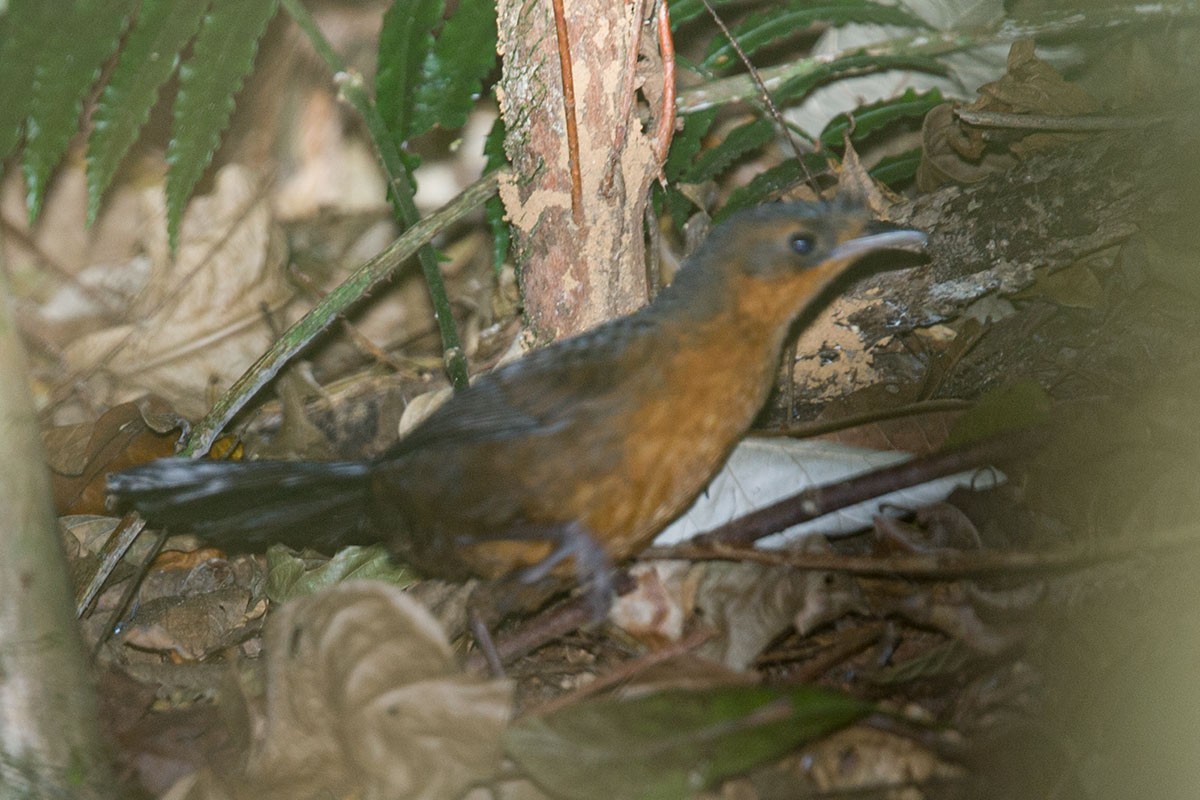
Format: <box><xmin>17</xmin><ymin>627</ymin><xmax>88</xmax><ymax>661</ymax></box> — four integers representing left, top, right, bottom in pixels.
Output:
<box><xmin>384</xmin><ymin>315</ymin><xmax>662</xmax><ymax>457</ymax></box>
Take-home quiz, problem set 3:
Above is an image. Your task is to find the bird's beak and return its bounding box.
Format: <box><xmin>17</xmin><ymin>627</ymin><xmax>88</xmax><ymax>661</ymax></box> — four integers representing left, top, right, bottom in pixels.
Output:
<box><xmin>828</xmin><ymin>222</ymin><xmax>927</xmax><ymax>262</ymax></box>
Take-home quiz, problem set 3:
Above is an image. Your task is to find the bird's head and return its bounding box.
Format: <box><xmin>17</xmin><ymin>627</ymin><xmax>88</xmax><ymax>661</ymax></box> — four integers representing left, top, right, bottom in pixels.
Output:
<box><xmin>668</xmin><ymin>199</ymin><xmax>926</xmax><ymax>327</ymax></box>
<box><xmin>704</xmin><ymin>200</ymin><xmax>927</xmax><ymax>284</ymax></box>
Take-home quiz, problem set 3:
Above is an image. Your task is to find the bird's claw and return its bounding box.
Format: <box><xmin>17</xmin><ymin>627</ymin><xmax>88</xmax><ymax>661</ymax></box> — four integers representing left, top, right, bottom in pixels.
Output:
<box><xmin>518</xmin><ymin>521</ymin><xmax>614</xmax><ymax>622</ymax></box>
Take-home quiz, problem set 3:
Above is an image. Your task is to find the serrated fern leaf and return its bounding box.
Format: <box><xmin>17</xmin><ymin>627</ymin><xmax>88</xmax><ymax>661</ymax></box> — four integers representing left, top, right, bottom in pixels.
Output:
<box><xmin>22</xmin><ymin>0</ymin><xmax>136</xmax><ymax>221</ymax></box>
<box><xmin>773</xmin><ymin>52</ymin><xmax>947</xmax><ymax>107</ymax></box>
<box><xmin>87</xmin><ymin>0</ymin><xmax>209</xmax><ymax>225</ymax></box>
<box><xmin>683</xmin><ymin>117</ymin><xmax>773</xmax><ymax>183</ymax></box>
<box><xmin>0</xmin><ymin>0</ymin><xmax>56</xmax><ymax>159</ymax></box>
<box><xmin>663</xmin><ymin>108</ymin><xmax>717</xmax><ymax>182</ymax></box>
<box><xmin>819</xmin><ymin>87</ymin><xmax>943</xmax><ymax>147</ymax></box>
<box><xmin>669</xmin><ymin>0</ymin><xmax>741</xmax><ymax>29</ymax></box>
<box><xmin>409</xmin><ymin>0</ymin><xmax>497</xmax><ymax>138</ymax></box>
<box><xmin>869</xmin><ymin>147</ymin><xmax>921</xmax><ymax>186</ymax></box>
<box><xmin>376</xmin><ymin>0</ymin><xmax>443</xmax><ymax>145</ymax></box>
<box><xmin>718</xmin><ymin>156</ymin><xmax>824</xmax><ymax>221</ymax></box>
<box><xmin>165</xmin><ymin>0</ymin><xmax>279</xmax><ymax>252</ymax></box>
<box><xmin>702</xmin><ymin>1</ymin><xmax>927</xmax><ymax>72</ymax></box>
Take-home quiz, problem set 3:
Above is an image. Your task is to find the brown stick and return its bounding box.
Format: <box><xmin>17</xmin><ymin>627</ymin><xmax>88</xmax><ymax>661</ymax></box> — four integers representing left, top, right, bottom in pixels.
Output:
<box><xmin>652</xmin><ymin>0</ymin><xmax>677</xmax><ymax>167</ymax></box>
<box><xmin>525</xmin><ymin>625</ymin><xmax>717</xmax><ymax>717</ymax></box>
<box><xmin>550</xmin><ymin>0</ymin><xmax>584</xmax><ymax>225</ymax></box>
<box><xmin>689</xmin><ymin>428</ymin><xmax>1046</xmax><ymax>549</ymax></box>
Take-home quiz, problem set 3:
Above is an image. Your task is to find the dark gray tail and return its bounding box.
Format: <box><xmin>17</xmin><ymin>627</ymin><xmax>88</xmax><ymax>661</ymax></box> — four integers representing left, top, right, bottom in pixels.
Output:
<box><xmin>107</xmin><ymin>459</ymin><xmax>378</xmax><ymax>553</ymax></box>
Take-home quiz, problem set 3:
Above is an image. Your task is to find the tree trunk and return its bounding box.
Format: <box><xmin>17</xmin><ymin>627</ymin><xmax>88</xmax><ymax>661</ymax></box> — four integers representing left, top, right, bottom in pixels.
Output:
<box><xmin>0</xmin><ymin>266</ymin><xmax>114</xmax><ymax>798</ymax></box>
<box><xmin>496</xmin><ymin>0</ymin><xmax>671</xmax><ymax>341</ymax></box>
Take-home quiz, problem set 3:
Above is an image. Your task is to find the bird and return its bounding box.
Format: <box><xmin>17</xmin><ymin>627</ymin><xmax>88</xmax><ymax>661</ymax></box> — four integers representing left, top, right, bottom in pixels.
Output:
<box><xmin>108</xmin><ymin>197</ymin><xmax>926</xmax><ymax>621</ymax></box>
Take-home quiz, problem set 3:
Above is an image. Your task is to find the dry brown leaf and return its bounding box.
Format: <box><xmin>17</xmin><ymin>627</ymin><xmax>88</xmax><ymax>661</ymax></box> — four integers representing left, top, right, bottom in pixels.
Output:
<box><xmin>172</xmin><ymin>581</ymin><xmax>512</xmax><ymax>800</ymax></box>
<box><xmin>45</xmin><ymin>397</ymin><xmax>183</xmax><ymax>514</ymax></box>
<box><xmin>1012</xmin><ymin>258</ymin><xmax>1105</xmax><ymax>309</ymax></box>
<box><xmin>120</xmin><ymin>587</ymin><xmax>264</xmax><ymax>662</ymax></box>
<box><xmin>611</xmin><ymin>538</ymin><xmax>866</xmax><ymax>671</ymax></box>
<box><xmin>802</xmin><ymin>725</ymin><xmax>962</xmax><ymax>796</ymax></box>
<box><xmin>917</xmin><ymin>101</ymin><xmax>1016</xmax><ymax>189</ymax></box>
<box><xmin>976</xmin><ymin>39</ymin><xmax>1099</xmax><ymax>119</ymax></box>
<box><xmin>62</xmin><ymin>165</ymin><xmax>296</xmax><ymax>417</ymax></box>
<box><xmin>918</xmin><ymin>40</ymin><xmax>1102</xmax><ymax>190</ymax></box>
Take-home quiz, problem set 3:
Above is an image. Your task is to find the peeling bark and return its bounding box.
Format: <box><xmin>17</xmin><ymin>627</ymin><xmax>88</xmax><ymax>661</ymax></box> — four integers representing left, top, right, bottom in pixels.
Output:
<box><xmin>497</xmin><ymin>0</ymin><xmax>668</xmax><ymax>341</ymax></box>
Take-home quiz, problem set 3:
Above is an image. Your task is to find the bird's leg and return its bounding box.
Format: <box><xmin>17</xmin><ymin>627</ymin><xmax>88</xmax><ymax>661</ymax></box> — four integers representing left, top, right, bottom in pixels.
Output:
<box><xmin>467</xmin><ymin>603</ymin><xmax>506</xmax><ymax>676</ymax></box>
<box><xmin>516</xmin><ymin>520</ymin><xmax>614</xmax><ymax>621</ymax></box>
<box><xmin>466</xmin><ymin>573</ymin><xmax>565</xmax><ymax>676</ymax></box>
<box><xmin>465</xmin><ymin>522</ymin><xmax>614</xmax><ymax>675</ymax></box>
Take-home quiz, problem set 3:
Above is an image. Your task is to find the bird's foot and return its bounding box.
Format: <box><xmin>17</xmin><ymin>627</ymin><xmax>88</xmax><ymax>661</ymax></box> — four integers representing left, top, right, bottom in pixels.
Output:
<box><xmin>517</xmin><ymin>521</ymin><xmax>614</xmax><ymax>621</ymax></box>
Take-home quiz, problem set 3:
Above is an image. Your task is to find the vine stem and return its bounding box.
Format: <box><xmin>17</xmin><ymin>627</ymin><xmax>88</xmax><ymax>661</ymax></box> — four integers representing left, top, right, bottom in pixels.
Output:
<box><xmin>677</xmin><ymin>3</ymin><xmax>1200</xmax><ymax>113</ymax></box>
<box><xmin>181</xmin><ymin>171</ymin><xmax>502</xmax><ymax>457</ymax></box>
<box><xmin>280</xmin><ymin>0</ymin><xmax>470</xmax><ymax>391</ymax></box>
<box><xmin>549</xmin><ymin>0</ymin><xmax>584</xmax><ymax>226</ymax></box>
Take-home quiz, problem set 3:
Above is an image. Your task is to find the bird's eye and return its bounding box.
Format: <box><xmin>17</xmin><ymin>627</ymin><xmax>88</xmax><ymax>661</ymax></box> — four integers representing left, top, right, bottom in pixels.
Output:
<box><xmin>789</xmin><ymin>233</ymin><xmax>815</xmax><ymax>255</ymax></box>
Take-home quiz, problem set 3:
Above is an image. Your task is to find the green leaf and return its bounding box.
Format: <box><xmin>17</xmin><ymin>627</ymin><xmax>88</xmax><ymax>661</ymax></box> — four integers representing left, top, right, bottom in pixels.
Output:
<box><xmin>819</xmin><ymin>87</ymin><xmax>943</xmax><ymax>148</ymax></box>
<box><xmin>868</xmin><ymin>147</ymin><xmax>922</xmax><ymax>187</ymax></box>
<box><xmin>376</xmin><ymin>0</ymin><xmax>443</xmax><ymax>144</ymax></box>
<box><xmin>702</xmin><ymin>1</ymin><xmax>927</xmax><ymax>73</ymax></box>
<box><xmin>656</xmin><ymin>109</ymin><xmax>719</xmax><ymax>229</ymax></box>
<box><xmin>506</xmin><ymin>685</ymin><xmax>869</xmax><ymax>800</ymax></box>
<box><xmin>651</xmin><ymin>185</ymin><xmax>690</xmax><ymax>231</ymax></box>
<box><xmin>668</xmin><ymin>0</ymin><xmax>741</xmax><ymax>29</ymax></box>
<box><xmin>0</xmin><ymin>0</ymin><xmax>57</xmax><ymax>158</ymax></box>
<box><xmin>945</xmin><ymin>380</ymin><xmax>1054</xmax><ymax>450</ymax></box>
<box><xmin>684</xmin><ymin>117</ymin><xmax>773</xmax><ymax>184</ymax></box>
<box><xmin>483</xmin><ymin>115</ymin><xmax>510</xmax><ymax>272</ymax></box>
<box><xmin>773</xmin><ymin>52</ymin><xmax>948</xmax><ymax>108</ymax></box>
<box><xmin>662</xmin><ymin>108</ymin><xmax>717</xmax><ymax>182</ymax></box>
<box><xmin>87</xmin><ymin>0</ymin><xmax>209</xmax><ymax>225</ymax></box>
<box><xmin>165</xmin><ymin>0</ymin><xmax>279</xmax><ymax>251</ymax></box>
<box><xmin>409</xmin><ymin>0</ymin><xmax>497</xmax><ymax>138</ymax></box>
<box><xmin>22</xmin><ymin>0</ymin><xmax>137</xmax><ymax>221</ymax></box>
<box><xmin>717</xmin><ymin>156</ymin><xmax>825</xmax><ymax>221</ymax></box>
<box><xmin>265</xmin><ymin>544</ymin><xmax>416</xmax><ymax>604</ymax></box>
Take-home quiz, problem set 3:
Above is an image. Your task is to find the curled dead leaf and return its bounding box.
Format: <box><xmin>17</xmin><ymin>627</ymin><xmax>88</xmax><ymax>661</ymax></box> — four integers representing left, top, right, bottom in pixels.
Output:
<box><xmin>611</xmin><ymin>538</ymin><xmax>867</xmax><ymax>672</ymax></box>
<box><xmin>170</xmin><ymin>581</ymin><xmax>512</xmax><ymax>800</ymax></box>
<box><xmin>918</xmin><ymin>40</ymin><xmax>1101</xmax><ymax>190</ymax></box>
<box><xmin>62</xmin><ymin>165</ymin><xmax>294</xmax><ymax>417</ymax></box>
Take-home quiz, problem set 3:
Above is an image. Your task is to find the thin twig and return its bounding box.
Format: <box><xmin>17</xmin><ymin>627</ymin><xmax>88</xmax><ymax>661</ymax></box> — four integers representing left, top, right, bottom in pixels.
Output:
<box><xmin>524</xmin><ymin>625</ymin><xmax>717</xmax><ymax>718</ymax></box>
<box><xmin>752</xmin><ymin>398</ymin><xmax>973</xmax><ymax>440</ymax></box>
<box><xmin>771</xmin><ymin>622</ymin><xmax>885</xmax><ymax>683</ymax></box>
<box><xmin>652</xmin><ymin>0</ymin><xmax>677</xmax><ymax>166</ymax></box>
<box><xmin>955</xmin><ymin>108</ymin><xmax>1170</xmax><ymax>131</ymax></box>
<box><xmin>282</xmin><ymin>0</ymin><xmax>470</xmax><ymax>390</ymax></box>
<box><xmin>466</xmin><ymin>594</ymin><xmax>597</xmax><ymax>673</ymax></box>
<box><xmin>75</xmin><ymin>513</ymin><xmax>146</xmax><ymax>619</ymax></box>
<box><xmin>181</xmin><ymin>171</ymin><xmax>502</xmax><ymax>457</ymax></box>
<box><xmin>697</xmin><ymin>0</ymin><xmax>819</xmax><ymax>193</ymax></box>
<box><xmin>91</xmin><ymin>526</ymin><xmax>168</xmax><ymax>662</ymax></box>
<box><xmin>550</xmin><ymin>0</ymin><xmax>584</xmax><ymax>226</ymax></box>
<box><xmin>687</xmin><ymin>428</ymin><xmax>1047</xmax><ymax>549</ymax></box>
<box><xmin>644</xmin><ymin>534</ymin><xmax>1200</xmax><ymax>580</ymax></box>
<box><xmin>465</xmin><ymin>570</ymin><xmax>638</xmax><ymax>672</ymax></box>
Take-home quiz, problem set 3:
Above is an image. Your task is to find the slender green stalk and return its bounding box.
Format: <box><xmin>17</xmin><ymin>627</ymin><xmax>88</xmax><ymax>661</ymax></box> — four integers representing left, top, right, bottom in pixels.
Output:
<box><xmin>280</xmin><ymin>0</ymin><xmax>470</xmax><ymax>390</ymax></box>
<box><xmin>677</xmin><ymin>3</ymin><xmax>1200</xmax><ymax>113</ymax></box>
<box><xmin>182</xmin><ymin>170</ymin><xmax>502</xmax><ymax>457</ymax></box>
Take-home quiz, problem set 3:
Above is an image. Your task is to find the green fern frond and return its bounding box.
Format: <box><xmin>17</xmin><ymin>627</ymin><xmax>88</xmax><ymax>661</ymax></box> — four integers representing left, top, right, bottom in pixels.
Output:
<box><xmin>87</xmin><ymin>0</ymin><xmax>209</xmax><ymax>225</ymax></box>
<box><xmin>165</xmin><ymin>0</ymin><xmax>279</xmax><ymax>251</ymax></box>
